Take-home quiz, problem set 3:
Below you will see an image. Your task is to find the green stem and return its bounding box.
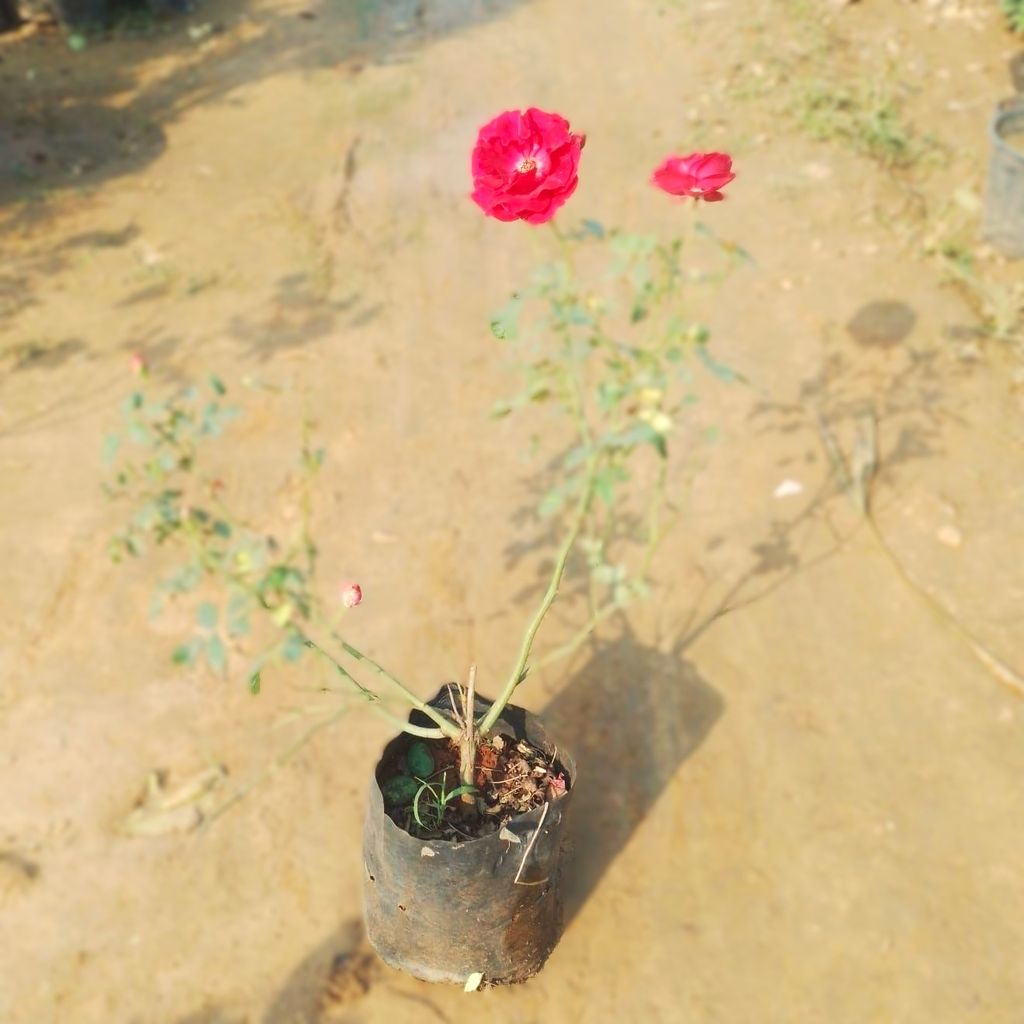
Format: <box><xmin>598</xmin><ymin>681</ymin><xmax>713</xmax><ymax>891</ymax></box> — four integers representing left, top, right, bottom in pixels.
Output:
<box><xmin>478</xmin><ymin>455</ymin><xmax>601</xmax><ymax>735</ymax></box>
<box><xmin>549</xmin><ymin>219</ymin><xmax>575</xmax><ymax>274</ymax></box>
<box><xmin>330</xmin><ymin>628</ymin><xmax>461</xmax><ymax>738</ymax></box>
<box><xmin>306</xmin><ymin>639</ymin><xmax>448</xmax><ymax>739</ymax></box>
<box><xmin>533</xmin><ymin>601</ymin><xmax>619</xmax><ymax>672</ymax></box>
<box><xmin>640</xmin><ymin>460</ymin><xmax>670</xmax><ymax>581</ymax></box>
<box><xmin>181</xmin><ymin>527</ymin><xmax>458</xmax><ymax>738</ymax></box>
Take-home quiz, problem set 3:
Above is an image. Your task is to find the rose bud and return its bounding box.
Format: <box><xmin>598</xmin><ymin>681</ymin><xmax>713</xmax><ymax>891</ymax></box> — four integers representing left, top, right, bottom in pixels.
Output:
<box><xmin>340</xmin><ymin>582</ymin><xmax>362</xmax><ymax>609</ymax></box>
<box><xmin>651</xmin><ymin>152</ymin><xmax>736</xmax><ymax>202</ymax></box>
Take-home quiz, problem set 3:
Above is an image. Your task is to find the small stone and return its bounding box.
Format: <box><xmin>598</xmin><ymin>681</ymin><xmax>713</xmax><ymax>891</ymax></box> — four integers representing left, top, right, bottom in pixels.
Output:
<box><xmin>936</xmin><ymin>525</ymin><xmax>962</xmax><ymax>548</ymax></box>
<box><xmin>774</xmin><ymin>478</ymin><xmax>804</xmax><ymax>499</ymax></box>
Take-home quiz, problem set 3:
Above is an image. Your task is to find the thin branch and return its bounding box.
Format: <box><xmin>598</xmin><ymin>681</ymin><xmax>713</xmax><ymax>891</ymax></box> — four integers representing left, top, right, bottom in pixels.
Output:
<box><xmin>331</xmin><ymin>630</ymin><xmax>460</xmax><ymax>738</ymax></box>
<box><xmin>305</xmin><ymin>639</ymin><xmax>448</xmax><ymax>739</ymax></box>
<box><xmin>533</xmin><ymin>602</ymin><xmax>620</xmax><ymax>672</ymax></box>
<box><xmin>203</xmin><ymin>703</ymin><xmax>349</xmax><ymax>825</ymax></box>
<box><xmin>478</xmin><ymin>456</ymin><xmax>601</xmax><ymax>735</ymax></box>
<box><xmin>460</xmin><ymin>665</ymin><xmax>477</xmax><ymax>806</ymax></box>
<box><xmin>514</xmin><ymin>800</ymin><xmax>550</xmax><ymax>885</ymax></box>
<box><xmin>866</xmin><ymin>516</ymin><xmax>1024</xmax><ymax>698</ymax></box>
<box><xmin>817</xmin><ymin>411</ymin><xmax>1024</xmax><ymax>699</ymax></box>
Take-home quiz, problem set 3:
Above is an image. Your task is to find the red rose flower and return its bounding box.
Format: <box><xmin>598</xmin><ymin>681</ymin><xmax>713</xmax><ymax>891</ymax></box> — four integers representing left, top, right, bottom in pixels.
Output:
<box><xmin>470</xmin><ymin>108</ymin><xmax>584</xmax><ymax>225</ymax></box>
<box><xmin>651</xmin><ymin>152</ymin><xmax>736</xmax><ymax>202</ymax></box>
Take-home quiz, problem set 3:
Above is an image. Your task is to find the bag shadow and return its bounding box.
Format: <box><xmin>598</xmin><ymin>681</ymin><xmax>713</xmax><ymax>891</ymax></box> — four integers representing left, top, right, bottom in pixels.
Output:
<box><xmin>539</xmin><ymin>625</ymin><xmax>724</xmax><ymax>926</ymax></box>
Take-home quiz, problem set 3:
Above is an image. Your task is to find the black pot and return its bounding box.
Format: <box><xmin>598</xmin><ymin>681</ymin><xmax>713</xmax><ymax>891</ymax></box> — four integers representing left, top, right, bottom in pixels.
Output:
<box><xmin>362</xmin><ymin>690</ymin><xmax>575</xmax><ymax>985</ymax></box>
<box><xmin>1011</xmin><ymin>52</ymin><xmax>1024</xmax><ymax>95</ymax></box>
<box><xmin>0</xmin><ymin>0</ymin><xmax>20</xmax><ymax>33</ymax></box>
<box><xmin>51</xmin><ymin>0</ymin><xmax>108</xmax><ymax>26</ymax></box>
<box><xmin>983</xmin><ymin>98</ymin><xmax>1024</xmax><ymax>259</ymax></box>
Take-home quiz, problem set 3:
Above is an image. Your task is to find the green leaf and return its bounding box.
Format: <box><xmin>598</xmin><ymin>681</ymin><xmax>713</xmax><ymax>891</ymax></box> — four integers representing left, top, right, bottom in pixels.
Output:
<box><xmin>102</xmin><ymin>433</ymin><xmax>121</xmax><ymax>465</ymax></box>
<box><xmin>601</xmin><ymin>422</ymin><xmax>665</xmax><ymax>456</ymax></box>
<box><xmin>412</xmin><ymin>781</ymin><xmax>436</xmax><ymax>827</ymax></box>
<box><xmin>562</xmin><ymin>444</ymin><xmax>592</xmax><ymax>471</ymax></box>
<box><xmin>696</xmin><ymin>344</ymin><xmax>747</xmax><ymax>384</ymax></box>
<box><xmin>212</xmin><ymin>520</ymin><xmax>231</xmax><ymax>539</ymax></box>
<box><xmin>227</xmin><ymin>613</ymin><xmax>250</xmax><ymax>638</ymax></box>
<box><xmin>441</xmin><ymin>784</ymin><xmax>478</xmax><ymax>809</ymax></box>
<box><xmin>206</xmin><ymin>635</ymin><xmax>227</xmax><ymax>674</ymax></box>
<box><xmin>596</xmin><ymin>380</ymin><xmax>627</xmax><ymax>413</ymax></box>
<box><xmin>580</xmin><ymin>218</ymin><xmax>605</xmax><ymax>239</ymax></box>
<box><xmin>196</xmin><ymin>601</ymin><xmax>218</xmax><ymax>630</ymax></box>
<box><xmin>593</xmin><ymin>465</ymin><xmax>628</xmax><ymax>506</ymax></box>
<box><xmin>172</xmin><ymin>641</ymin><xmax>199</xmax><ymax>666</ymax></box>
<box><xmin>554</xmin><ymin>303</ymin><xmax>592</xmax><ymax>327</ymax></box>
<box><xmin>490</xmin><ymin>296</ymin><xmax>523</xmax><ymax>341</ymax></box>
<box><xmin>280</xmin><ymin>632</ymin><xmax>305</xmax><ymax>663</ymax></box>
<box><xmin>127</xmin><ymin>423</ymin><xmax>149</xmax><ymax>445</ymax></box>
<box><xmin>249</xmin><ymin>671</ymin><xmax>262</xmax><ymax>696</ymax></box>
<box><xmin>209</xmin><ymin>375</ymin><xmax>227</xmax><ymax>396</ymax></box>
<box><xmin>538</xmin><ymin>477</ymin><xmax>581</xmax><ymax>518</ymax></box>
<box><xmin>167</xmin><ymin>564</ymin><xmax>202</xmax><ymax>593</ymax></box>
<box><xmin>226</xmin><ymin>592</ymin><xmax>251</xmax><ymax>637</ymax></box>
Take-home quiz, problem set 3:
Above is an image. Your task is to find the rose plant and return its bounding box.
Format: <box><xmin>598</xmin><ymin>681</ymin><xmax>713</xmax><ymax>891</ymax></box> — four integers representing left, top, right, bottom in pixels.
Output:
<box><xmin>105</xmin><ymin>107</ymin><xmax>744</xmax><ymax>984</ymax></box>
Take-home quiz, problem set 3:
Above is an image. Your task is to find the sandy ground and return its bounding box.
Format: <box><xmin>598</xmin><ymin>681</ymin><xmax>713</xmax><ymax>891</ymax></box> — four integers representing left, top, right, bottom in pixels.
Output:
<box><xmin>2</xmin><ymin>0</ymin><xmax>1024</xmax><ymax>1021</ymax></box>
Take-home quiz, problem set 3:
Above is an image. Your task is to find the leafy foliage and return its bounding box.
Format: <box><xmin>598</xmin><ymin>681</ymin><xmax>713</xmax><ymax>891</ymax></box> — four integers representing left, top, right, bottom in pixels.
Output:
<box><xmin>1005</xmin><ymin>0</ymin><xmax>1024</xmax><ymax>34</ymax></box>
<box><xmin>104</xmin><ymin>377</ymin><xmax>329</xmax><ymax>685</ymax></box>
<box><xmin>491</xmin><ymin>220</ymin><xmax>748</xmax><ymax>632</ymax></box>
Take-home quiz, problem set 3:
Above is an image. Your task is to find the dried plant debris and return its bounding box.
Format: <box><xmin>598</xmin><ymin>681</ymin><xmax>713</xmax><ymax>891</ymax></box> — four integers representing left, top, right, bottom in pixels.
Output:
<box><xmin>118</xmin><ymin>765</ymin><xmax>227</xmax><ymax>837</ymax></box>
<box><xmin>379</xmin><ymin>734</ymin><xmax>570</xmax><ymax>842</ymax></box>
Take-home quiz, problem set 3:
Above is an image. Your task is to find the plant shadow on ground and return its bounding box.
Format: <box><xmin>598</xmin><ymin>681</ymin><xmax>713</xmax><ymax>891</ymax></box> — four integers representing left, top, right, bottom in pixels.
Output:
<box><xmin>0</xmin><ymin>0</ymin><xmax>528</xmax><ymax>379</ymax></box>
<box><xmin>208</xmin><ymin>469</ymin><xmax>873</xmax><ymax>1022</ymax></box>
<box><xmin>748</xmin><ymin>297</ymin><xmax>961</xmax><ymax>480</ymax></box>
<box><xmin>0</xmin><ymin>0</ymin><xmax>529</xmax><ymax>217</ymax></box>
<box><xmin>542</xmin><ymin>626</ymin><xmax>722</xmax><ymax>926</ymax></box>
<box><xmin>0</xmin><ymin>222</ymin><xmax>140</xmax><ymax>302</ymax></box>
<box><xmin>193</xmin><ymin>630</ymin><xmax>723</xmax><ymax>1024</ymax></box>
<box><xmin>225</xmin><ymin>273</ymin><xmax>385</xmax><ymax>361</ymax></box>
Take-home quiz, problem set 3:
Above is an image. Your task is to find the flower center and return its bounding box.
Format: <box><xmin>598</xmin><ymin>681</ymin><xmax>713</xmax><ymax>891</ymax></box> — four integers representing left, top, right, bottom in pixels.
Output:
<box><xmin>516</xmin><ymin>156</ymin><xmax>537</xmax><ymax>174</ymax></box>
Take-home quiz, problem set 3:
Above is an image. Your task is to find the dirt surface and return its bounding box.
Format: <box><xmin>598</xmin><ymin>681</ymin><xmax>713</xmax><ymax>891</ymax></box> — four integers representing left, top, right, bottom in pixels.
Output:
<box><xmin>2</xmin><ymin>0</ymin><xmax>1024</xmax><ymax>1021</ymax></box>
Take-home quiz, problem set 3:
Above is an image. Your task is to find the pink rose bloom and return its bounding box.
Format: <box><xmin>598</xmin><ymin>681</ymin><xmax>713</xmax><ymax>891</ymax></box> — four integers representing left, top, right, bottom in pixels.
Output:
<box><xmin>651</xmin><ymin>152</ymin><xmax>736</xmax><ymax>202</ymax></box>
<box><xmin>340</xmin><ymin>582</ymin><xmax>362</xmax><ymax>609</ymax></box>
<box><xmin>471</xmin><ymin>108</ymin><xmax>584</xmax><ymax>225</ymax></box>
